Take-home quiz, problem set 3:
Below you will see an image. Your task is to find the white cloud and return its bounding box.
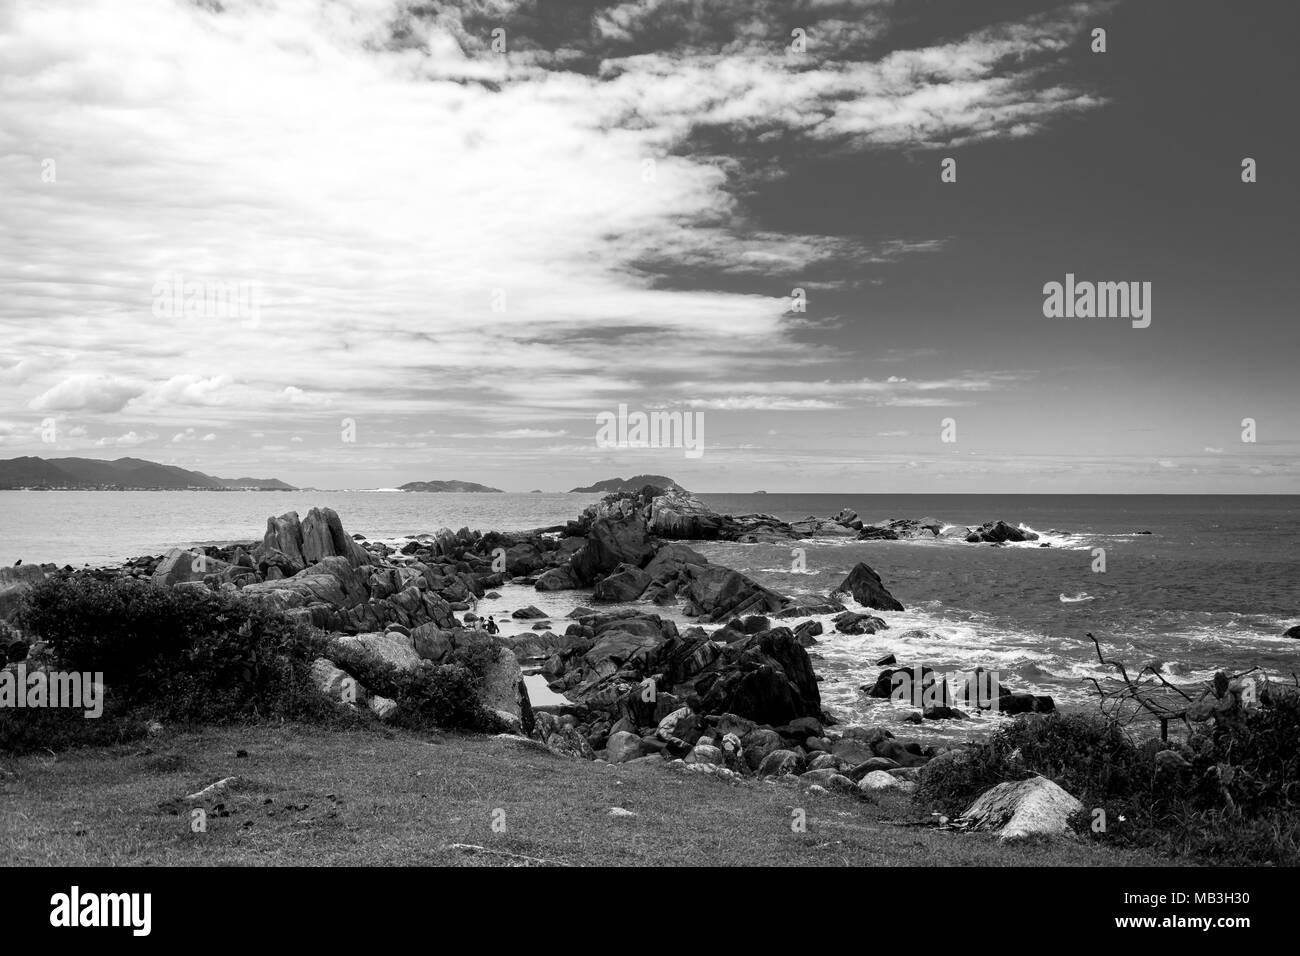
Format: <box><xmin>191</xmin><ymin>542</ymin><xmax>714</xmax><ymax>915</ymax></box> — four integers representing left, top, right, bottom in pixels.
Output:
<box><xmin>29</xmin><ymin>375</ymin><xmax>142</xmax><ymax>413</ymax></box>
<box><xmin>96</xmin><ymin>430</ymin><xmax>157</xmax><ymax>447</ymax></box>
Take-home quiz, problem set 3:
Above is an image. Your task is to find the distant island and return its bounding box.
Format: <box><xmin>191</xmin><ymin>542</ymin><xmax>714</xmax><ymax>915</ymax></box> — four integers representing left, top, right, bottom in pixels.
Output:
<box><xmin>0</xmin><ymin>456</ymin><xmax>295</xmax><ymax>491</ymax></box>
<box><xmin>399</xmin><ymin>479</ymin><xmax>504</xmax><ymax>493</ymax></box>
<box><xmin>569</xmin><ymin>474</ymin><xmax>685</xmax><ymax>494</ymax></box>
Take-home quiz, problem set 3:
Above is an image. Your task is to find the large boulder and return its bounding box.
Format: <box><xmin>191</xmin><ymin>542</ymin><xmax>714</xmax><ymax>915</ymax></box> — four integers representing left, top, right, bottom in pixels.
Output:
<box><xmin>411</xmin><ymin>623</ymin><xmax>454</xmax><ymax>663</ymax></box>
<box><xmin>332</xmin><ymin>631</ymin><xmax>423</xmax><ymax>673</ymax></box>
<box><xmin>241</xmin><ymin>556</ymin><xmax>369</xmax><ymax>611</ymax></box>
<box><xmin>255</xmin><ymin>507</ymin><xmax>370</xmax><ymax>573</ymax></box>
<box><xmin>569</xmin><ymin>516</ymin><xmax>655</xmax><ymax>586</ymax></box>
<box><xmin>683</xmin><ymin>564</ymin><xmax>787</xmax><ymax>621</ymax></box>
<box><xmin>151</xmin><ymin>548</ymin><xmax>230</xmax><ymax>588</ymax></box>
<box><xmin>257</xmin><ymin>511</ymin><xmax>306</xmax><ymax>574</ymax></box>
<box><xmin>647</xmin><ymin>491</ymin><xmax>726</xmax><ymax>539</ymax></box>
<box><xmin>592</xmin><ymin>564</ymin><xmax>652</xmax><ymax>603</ymax></box>
<box><xmin>479</xmin><ymin>646</ymin><xmax>525</xmax><ymax>721</ymax></box>
<box><xmin>833</xmin><ymin>563</ymin><xmax>904</xmax><ymax>612</ymax></box>
<box><xmin>311</xmin><ymin>657</ymin><xmax>363</xmax><ymax>703</ymax></box>
<box><xmin>958</xmin><ymin>776</ymin><xmax>1082</xmax><ymax>839</ymax></box>
<box><xmin>300</xmin><ymin>507</ymin><xmax>373</xmax><ymax>567</ymax></box>
<box><xmin>606</xmin><ymin>730</ymin><xmax>645</xmax><ymax>763</ymax></box>
<box><xmin>535</xmin><ymin>565</ymin><xmax>580</xmax><ymax>591</ymax></box>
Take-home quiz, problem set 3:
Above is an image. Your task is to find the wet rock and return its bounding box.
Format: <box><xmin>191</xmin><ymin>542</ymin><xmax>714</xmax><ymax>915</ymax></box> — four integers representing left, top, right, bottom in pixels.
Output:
<box><xmin>834</xmin><ymin>563</ymin><xmax>905</xmax><ymax>612</ymax></box>
<box><xmin>833</xmin><ymin>611</ymin><xmax>888</xmax><ymax>635</ymax></box>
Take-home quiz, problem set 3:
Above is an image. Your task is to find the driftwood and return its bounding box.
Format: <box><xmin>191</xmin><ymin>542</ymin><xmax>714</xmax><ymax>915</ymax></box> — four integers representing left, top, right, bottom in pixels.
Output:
<box><xmin>1082</xmin><ymin>632</ymin><xmax>1260</xmax><ymax>741</ymax></box>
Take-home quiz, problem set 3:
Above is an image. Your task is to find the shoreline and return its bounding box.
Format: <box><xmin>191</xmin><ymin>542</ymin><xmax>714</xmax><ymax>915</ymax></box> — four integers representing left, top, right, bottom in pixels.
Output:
<box><xmin>2</xmin><ymin>487</ymin><xmax>1089</xmax><ymax>755</ymax></box>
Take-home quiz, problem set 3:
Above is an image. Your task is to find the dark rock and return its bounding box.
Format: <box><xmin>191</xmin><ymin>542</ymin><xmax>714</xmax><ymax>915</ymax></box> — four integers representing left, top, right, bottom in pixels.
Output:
<box><xmin>569</xmin><ymin>516</ymin><xmax>655</xmax><ymax>586</ymax></box>
<box><xmin>832</xmin><ymin>611</ymin><xmax>888</xmax><ymax>634</ymax></box>
<box><xmin>834</xmin><ymin>563</ymin><xmax>904</xmax><ymax>612</ymax></box>
<box><xmin>592</xmin><ymin>564</ymin><xmax>652</xmax><ymax>603</ymax></box>
<box><xmin>740</xmin><ymin>728</ymin><xmax>785</xmax><ymax>770</ymax></box>
<box><xmin>757</xmin><ymin>749</ymin><xmax>805</xmax><ymax>778</ymax></box>
<box><xmin>965</xmin><ymin>520</ymin><xmax>1038</xmax><ymax>544</ymax></box>
<box><xmin>534</xmin><ymin>565</ymin><xmax>579</xmax><ymax>591</ymax></box>
<box><xmin>923</xmin><ymin>705</ymin><xmax>967</xmax><ymax>721</ymax></box>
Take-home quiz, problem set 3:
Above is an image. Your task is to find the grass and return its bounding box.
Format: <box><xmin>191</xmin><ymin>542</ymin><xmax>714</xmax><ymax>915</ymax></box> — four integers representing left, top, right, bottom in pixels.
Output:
<box><xmin>0</xmin><ymin>722</ymin><xmax>1169</xmax><ymax>867</ymax></box>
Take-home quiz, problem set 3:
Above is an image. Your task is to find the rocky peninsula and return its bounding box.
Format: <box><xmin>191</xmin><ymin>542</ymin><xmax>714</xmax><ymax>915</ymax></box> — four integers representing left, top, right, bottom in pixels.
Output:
<box><xmin>0</xmin><ymin>485</ymin><xmax>1083</xmax><ymax>829</ymax></box>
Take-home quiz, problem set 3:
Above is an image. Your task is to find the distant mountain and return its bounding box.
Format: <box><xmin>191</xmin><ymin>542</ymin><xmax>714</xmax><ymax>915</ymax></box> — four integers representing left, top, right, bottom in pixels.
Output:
<box><xmin>399</xmin><ymin>479</ymin><xmax>504</xmax><ymax>493</ymax></box>
<box><xmin>569</xmin><ymin>474</ymin><xmax>685</xmax><ymax>494</ymax></box>
<box><xmin>0</xmin><ymin>456</ymin><xmax>296</xmax><ymax>491</ymax></box>
<box><xmin>212</xmin><ymin>475</ymin><xmax>297</xmax><ymax>491</ymax></box>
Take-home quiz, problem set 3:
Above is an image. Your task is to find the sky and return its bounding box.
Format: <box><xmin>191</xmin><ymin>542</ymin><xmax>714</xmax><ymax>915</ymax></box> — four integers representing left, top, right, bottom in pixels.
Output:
<box><xmin>0</xmin><ymin>0</ymin><xmax>1296</xmax><ymax>492</ymax></box>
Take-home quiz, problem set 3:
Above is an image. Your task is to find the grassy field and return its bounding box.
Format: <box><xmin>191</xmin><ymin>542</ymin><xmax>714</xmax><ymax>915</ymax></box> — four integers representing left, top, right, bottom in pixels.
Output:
<box><xmin>0</xmin><ymin>722</ymin><xmax>1169</xmax><ymax>866</ymax></box>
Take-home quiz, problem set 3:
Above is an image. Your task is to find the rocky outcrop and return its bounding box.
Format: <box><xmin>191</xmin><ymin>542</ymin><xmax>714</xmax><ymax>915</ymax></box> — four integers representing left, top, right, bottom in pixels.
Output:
<box><xmin>965</xmin><ymin>520</ymin><xmax>1038</xmax><ymax>544</ymax></box>
<box><xmin>541</xmin><ymin>609</ymin><xmax>825</xmax><ymax>730</ymax></box>
<box><xmin>569</xmin><ymin>516</ymin><xmax>655</xmax><ymax>586</ymax></box>
<box><xmin>333</xmin><ymin>631</ymin><xmax>423</xmax><ymax>672</ymax></box>
<box><xmin>254</xmin><ymin>507</ymin><xmax>372</xmax><ymax>576</ymax></box>
<box><xmin>648</xmin><ymin>491</ymin><xmax>726</xmax><ymax>539</ymax></box>
<box><xmin>592</xmin><ymin>564</ymin><xmax>651</xmax><ymax>602</ymax></box>
<box><xmin>834</xmin><ymin>563</ymin><xmax>904</xmax><ymax>612</ymax></box>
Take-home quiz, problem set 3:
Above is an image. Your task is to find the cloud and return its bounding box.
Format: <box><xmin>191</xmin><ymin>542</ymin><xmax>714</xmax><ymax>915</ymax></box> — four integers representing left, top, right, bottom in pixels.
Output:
<box><xmin>29</xmin><ymin>375</ymin><xmax>142</xmax><ymax>413</ymax></box>
<box><xmin>96</xmin><ymin>430</ymin><xmax>156</xmax><ymax>447</ymax></box>
<box><xmin>0</xmin><ymin>0</ymin><xmax>1120</xmax><ymax>487</ymax></box>
<box><xmin>152</xmin><ymin>374</ymin><xmax>234</xmax><ymax>407</ymax></box>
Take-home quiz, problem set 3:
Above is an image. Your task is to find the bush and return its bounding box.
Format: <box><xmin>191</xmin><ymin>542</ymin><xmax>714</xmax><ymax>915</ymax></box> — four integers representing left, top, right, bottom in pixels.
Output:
<box><xmin>325</xmin><ymin>636</ymin><xmax>504</xmax><ymax>733</ymax></box>
<box><xmin>0</xmin><ymin>703</ymin><xmax>149</xmax><ymax>755</ymax></box>
<box><xmin>4</xmin><ymin>575</ymin><xmax>336</xmax><ymax>753</ymax></box>
<box><xmin>914</xmin><ymin>713</ymin><xmax>1146</xmax><ymax>817</ymax></box>
<box><xmin>914</xmin><ymin>687</ymin><xmax>1300</xmax><ymax>865</ymax></box>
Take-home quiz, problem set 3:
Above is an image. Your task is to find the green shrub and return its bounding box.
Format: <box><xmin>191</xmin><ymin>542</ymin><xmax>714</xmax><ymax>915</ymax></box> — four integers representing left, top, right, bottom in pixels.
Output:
<box><xmin>914</xmin><ymin>713</ymin><xmax>1146</xmax><ymax>817</ymax></box>
<box><xmin>0</xmin><ymin>702</ymin><xmax>148</xmax><ymax>755</ymax></box>
<box><xmin>3</xmin><ymin>575</ymin><xmax>336</xmax><ymax>753</ymax></box>
<box><xmin>325</xmin><ymin>636</ymin><xmax>504</xmax><ymax>733</ymax></box>
<box><xmin>915</xmin><ymin>688</ymin><xmax>1300</xmax><ymax>865</ymax></box>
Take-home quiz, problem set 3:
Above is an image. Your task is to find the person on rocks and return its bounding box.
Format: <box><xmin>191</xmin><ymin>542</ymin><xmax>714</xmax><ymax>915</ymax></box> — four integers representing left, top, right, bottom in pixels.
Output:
<box><xmin>485</xmin><ymin>615</ymin><xmax>499</xmax><ymax>635</ymax></box>
<box><xmin>656</xmin><ymin>693</ymin><xmax>706</xmax><ymax>758</ymax></box>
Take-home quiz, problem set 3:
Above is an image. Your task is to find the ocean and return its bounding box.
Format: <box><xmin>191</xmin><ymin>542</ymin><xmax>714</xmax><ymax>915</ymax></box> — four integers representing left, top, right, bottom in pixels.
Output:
<box><xmin>2</xmin><ymin>490</ymin><xmax>1296</xmax><ymax>739</ymax></box>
